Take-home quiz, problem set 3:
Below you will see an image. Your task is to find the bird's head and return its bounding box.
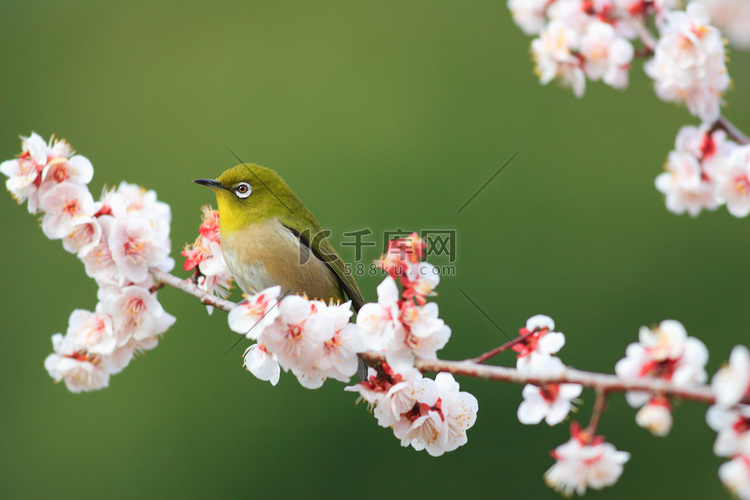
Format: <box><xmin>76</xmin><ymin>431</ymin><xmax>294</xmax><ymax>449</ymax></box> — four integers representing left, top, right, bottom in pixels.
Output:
<box><xmin>194</xmin><ymin>164</ymin><xmax>299</xmax><ymax>236</ymax></box>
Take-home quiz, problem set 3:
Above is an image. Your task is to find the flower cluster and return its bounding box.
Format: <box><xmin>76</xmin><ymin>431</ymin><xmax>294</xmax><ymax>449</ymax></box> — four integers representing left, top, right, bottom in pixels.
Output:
<box><xmin>182</xmin><ymin>205</ymin><xmax>233</xmax><ymax>313</ymax></box>
<box><xmin>514</xmin><ymin>315</ymin><xmax>583</xmax><ymax>426</ymax></box>
<box><xmin>228</xmin><ymin>286</ymin><xmax>364</xmax><ymax>389</ymax></box>
<box><xmin>346</xmin><ymin>364</ymin><xmax>478</xmax><ymax>457</ymax></box>
<box><xmin>510</xmin><ymin>1</ymin><xmax>730</xmax><ymax>122</ymax></box>
<box><xmin>615</xmin><ymin>319</ymin><xmax>708</xmax><ymax>436</ymax></box>
<box><xmin>544</xmin><ymin>422</ymin><xmax>631</xmax><ymax>496</ymax></box>
<box><xmin>512</xmin><ymin>0</ymin><xmax>645</xmax><ymax>97</ymax></box>
<box><xmin>708</xmin><ymin>346</ymin><xmax>750</xmax><ymax>498</ymax></box>
<box><xmin>359</xmin><ymin>233</ymin><xmax>450</xmax><ymax>371</ymax></box>
<box><xmin>221</xmin><ymin>231</ymin><xmax>477</xmax><ymax>456</ymax></box>
<box><xmin>656</xmin><ymin>123</ymin><xmax>750</xmax><ymax>217</ymax></box>
<box><xmin>1</xmin><ymin>133</ymin><xmax>176</xmax><ymax>392</ymax></box>
<box><xmin>644</xmin><ymin>3</ymin><xmax>730</xmax><ymax>122</ymax></box>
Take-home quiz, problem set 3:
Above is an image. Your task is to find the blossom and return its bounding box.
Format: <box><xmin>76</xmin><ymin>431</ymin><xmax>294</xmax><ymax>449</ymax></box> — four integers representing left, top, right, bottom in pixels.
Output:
<box><xmin>100</xmin><ymin>286</ymin><xmax>176</xmax><ymax>345</ymax></box>
<box><xmin>377</xmin><ymin>232</ymin><xmax>426</xmax><ymax>280</ymax></box>
<box><xmin>39</xmin><ymin>182</ymin><xmax>95</xmax><ymax>239</ymax></box>
<box><xmin>391</xmin><ymin>301</ymin><xmax>451</xmax><ymax>372</ymax></box>
<box><xmin>44</xmin><ymin>333</ymin><xmax>110</xmax><ymax>393</ymax></box>
<box><xmin>719</xmin><ymin>455</ymin><xmax>750</xmax><ymax>500</ymax></box>
<box><xmin>655</xmin><ymin>150</ymin><xmax>719</xmax><ymax>216</ymax></box>
<box><xmin>715</xmin><ymin>145</ymin><xmax>750</xmax><ymax>217</ymax></box>
<box><xmin>517</xmin><ymin>383</ymin><xmax>582</xmax><ymax>426</ymax></box>
<box><xmin>544</xmin><ymin>422</ymin><xmax>631</xmax><ymax>496</ymax></box>
<box><xmin>635</xmin><ymin>397</ymin><xmax>673</xmax><ymax>436</ymax></box>
<box><xmin>712</xmin><ymin>345</ymin><xmax>750</xmax><ymax>406</ymax></box>
<box><xmin>615</xmin><ymin>320</ymin><xmax>708</xmax><ymax>408</ymax></box>
<box><xmin>356</xmin><ymin>277</ymin><xmax>403</xmax><ymax>351</ymax></box>
<box><xmin>644</xmin><ymin>3</ymin><xmax>730</xmax><ymax>121</ymax></box>
<box><xmin>401</xmin><ymin>261</ymin><xmax>440</xmax><ymax>306</ymax></box>
<box><xmin>243</xmin><ymin>344</ymin><xmax>280</xmax><ymax>385</ymax></box>
<box><xmin>393</xmin><ymin>372</ymin><xmax>478</xmax><ymax>457</ymax></box>
<box><xmin>579</xmin><ymin>21</ymin><xmax>634</xmax><ymax>89</ymax></box>
<box><xmin>706</xmin><ymin>404</ymin><xmax>750</xmax><ymax>457</ymax></box>
<box><xmin>345</xmin><ymin>364</ymin><xmax>425</xmax><ymax>427</ymax></box>
<box><xmin>507</xmin><ymin>0</ymin><xmax>549</xmax><ymax>35</ymax></box>
<box><xmin>113</xmin><ymin>181</ymin><xmax>171</xmax><ymax>232</ymax></box>
<box><xmin>313</xmin><ymin>321</ymin><xmax>365</xmax><ymax>385</ymax></box>
<box><xmin>1</xmin><ymin>133</ymin><xmax>91</xmax><ymax>213</ymax></box>
<box><xmin>260</xmin><ymin>296</ymin><xmax>336</xmax><ymax>386</ymax></box>
<box><xmin>65</xmin><ymin>307</ymin><xmax>117</xmax><ymax>356</ymax></box>
<box><xmin>513</xmin><ymin>315</ymin><xmax>567</xmax><ymax>376</ymax></box>
<box><xmin>62</xmin><ymin>216</ymin><xmax>103</xmax><ymax>256</ymax></box>
<box><xmin>198</xmin><ymin>205</ymin><xmax>221</xmax><ymax>243</ymax></box>
<box><xmin>80</xmin><ymin>215</ymin><xmax>125</xmax><ymax>287</ymax></box>
<box><xmin>532</xmin><ymin>20</ymin><xmax>586</xmax><ymax>97</ymax></box>
<box><xmin>109</xmin><ymin>214</ymin><xmax>170</xmax><ymax>283</ymax></box>
<box><xmin>228</xmin><ymin>286</ymin><xmax>282</xmax><ymax>339</ymax></box>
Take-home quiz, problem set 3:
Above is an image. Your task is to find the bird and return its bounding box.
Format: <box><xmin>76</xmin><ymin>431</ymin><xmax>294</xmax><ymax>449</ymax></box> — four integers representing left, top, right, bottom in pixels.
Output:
<box><xmin>193</xmin><ymin>163</ymin><xmax>365</xmax><ymax>314</ymax></box>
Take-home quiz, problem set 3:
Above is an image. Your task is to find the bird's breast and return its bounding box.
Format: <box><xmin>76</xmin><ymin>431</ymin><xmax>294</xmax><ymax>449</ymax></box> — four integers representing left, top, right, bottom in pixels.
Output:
<box><xmin>221</xmin><ymin>218</ymin><xmax>342</xmax><ymax>303</ymax></box>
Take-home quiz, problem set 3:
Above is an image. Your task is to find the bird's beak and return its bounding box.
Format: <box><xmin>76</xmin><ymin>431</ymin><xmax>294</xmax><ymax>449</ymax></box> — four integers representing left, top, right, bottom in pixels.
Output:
<box><xmin>193</xmin><ymin>178</ymin><xmax>225</xmax><ymax>190</ymax></box>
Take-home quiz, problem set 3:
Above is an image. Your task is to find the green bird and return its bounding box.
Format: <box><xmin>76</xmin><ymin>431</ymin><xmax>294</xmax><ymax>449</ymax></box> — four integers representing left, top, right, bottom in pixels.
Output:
<box><xmin>193</xmin><ymin>164</ymin><xmax>364</xmax><ymax>313</ymax></box>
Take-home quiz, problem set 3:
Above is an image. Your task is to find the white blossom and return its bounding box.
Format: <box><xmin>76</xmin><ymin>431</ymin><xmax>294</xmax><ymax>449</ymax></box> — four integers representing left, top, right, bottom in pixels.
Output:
<box><xmin>712</xmin><ymin>345</ymin><xmax>750</xmax><ymax>406</ymax></box>
<box><xmin>545</xmin><ymin>425</ymin><xmax>631</xmax><ymax>496</ymax></box>
<box><xmin>532</xmin><ymin>20</ymin><xmax>586</xmax><ymax>97</ymax></box>
<box><xmin>243</xmin><ymin>344</ymin><xmax>280</xmax><ymax>386</ymax></box>
<box><xmin>644</xmin><ymin>3</ymin><xmax>730</xmax><ymax>121</ymax></box>
<box><xmin>517</xmin><ymin>383</ymin><xmax>582</xmax><ymax>425</ymax></box>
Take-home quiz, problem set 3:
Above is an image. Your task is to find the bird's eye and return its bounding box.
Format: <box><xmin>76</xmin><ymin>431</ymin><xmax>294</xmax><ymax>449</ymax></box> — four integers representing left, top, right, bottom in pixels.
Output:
<box><xmin>235</xmin><ymin>182</ymin><xmax>252</xmax><ymax>199</ymax></box>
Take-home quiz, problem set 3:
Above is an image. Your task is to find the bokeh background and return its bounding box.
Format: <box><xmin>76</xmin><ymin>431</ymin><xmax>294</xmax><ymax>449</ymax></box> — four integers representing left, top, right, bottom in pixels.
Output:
<box><xmin>1</xmin><ymin>1</ymin><xmax>749</xmax><ymax>498</ymax></box>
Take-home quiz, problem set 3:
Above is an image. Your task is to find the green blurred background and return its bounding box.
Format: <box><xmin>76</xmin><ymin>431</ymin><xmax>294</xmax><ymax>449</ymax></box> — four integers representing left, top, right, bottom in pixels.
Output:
<box><xmin>1</xmin><ymin>1</ymin><xmax>749</xmax><ymax>498</ymax></box>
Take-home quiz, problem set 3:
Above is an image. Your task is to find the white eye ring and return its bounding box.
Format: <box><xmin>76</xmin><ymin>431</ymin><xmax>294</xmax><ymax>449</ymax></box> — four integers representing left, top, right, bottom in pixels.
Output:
<box><xmin>235</xmin><ymin>182</ymin><xmax>252</xmax><ymax>198</ymax></box>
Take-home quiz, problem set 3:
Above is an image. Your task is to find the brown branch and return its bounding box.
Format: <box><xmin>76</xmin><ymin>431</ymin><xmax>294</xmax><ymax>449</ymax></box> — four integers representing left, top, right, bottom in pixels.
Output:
<box><xmin>471</xmin><ymin>329</ymin><xmax>537</xmax><ymax>364</ymax></box>
<box><xmin>151</xmin><ymin>268</ymin><xmax>236</xmax><ymax>312</ymax></box>
<box><xmin>152</xmin><ymin>269</ymin><xmax>723</xmax><ymax>406</ymax></box>
<box><xmin>713</xmin><ymin>116</ymin><xmax>750</xmax><ymax>146</ymax></box>
<box><xmin>585</xmin><ymin>387</ymin><xmax>608</xmax><ymax>436</ymax></box>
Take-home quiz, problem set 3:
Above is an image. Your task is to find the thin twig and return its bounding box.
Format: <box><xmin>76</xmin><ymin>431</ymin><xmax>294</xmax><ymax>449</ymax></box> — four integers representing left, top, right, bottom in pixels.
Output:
<box><xmin>713</xmin><ymin>116</ymin><xmax>750</xmax><ymax>146</ymax></box>
<box><xmin>471</xmin><ymin>329</ymin><xmax>537</xmax><ymax>364</ymax></box>
<box><xmin>585</xmin><ymin>387</ymin><xmax>608</xmax><ymax>436</ymax></box>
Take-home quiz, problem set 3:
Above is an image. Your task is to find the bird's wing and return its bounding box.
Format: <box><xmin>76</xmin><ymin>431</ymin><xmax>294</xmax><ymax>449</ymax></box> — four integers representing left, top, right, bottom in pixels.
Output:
<box><xmin>280</xmin><ymin>217</ymin><xmax>365</xmax><ymax>312</ymax></box>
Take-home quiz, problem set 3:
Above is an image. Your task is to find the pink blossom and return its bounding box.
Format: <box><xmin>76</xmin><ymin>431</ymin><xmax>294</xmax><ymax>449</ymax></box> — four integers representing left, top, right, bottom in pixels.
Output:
<box><xmin>580</xmin><ymin>21</ymin><xmax>634</xmax><ymax>89</ymax></box>
<box><xmin>655</xmin><ymin>149</ymin><xmax>719</xmax><ymax>216</ymax></box>
<box><xmin>44</xmin><ymin>333</ymin><xmax>110</xmax><ymax>393</ymax></box>
<box><xmin>100</xmin><ymin>285</ymin><xmax>176</xmax><ymax>346</ymax></box>
<box><xmin>109</xmin><ymin>214</ymin><xmax>170</xmax><ymax>283</ymax></box>
<box><xmin>39</xmin><ymin>182</ymin><xmax>95</xmax><ymax>239</ymax></box>
<box><xmin>716</xmin><ymin>145</ymin><xmax>750</xmax><ymax>217</ymax></box>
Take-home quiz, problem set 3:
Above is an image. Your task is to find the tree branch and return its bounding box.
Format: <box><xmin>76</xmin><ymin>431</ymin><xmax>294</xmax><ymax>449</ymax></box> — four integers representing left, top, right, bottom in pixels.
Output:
<box><xmin>151</xmin><ymin>269</ymin><xmax>722</xmax><ymax>406</ymax></box>
<box><xmin>713</xmin><ymin>116</ymin><xmax>750</xmax><ymax>146</ymax></box>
